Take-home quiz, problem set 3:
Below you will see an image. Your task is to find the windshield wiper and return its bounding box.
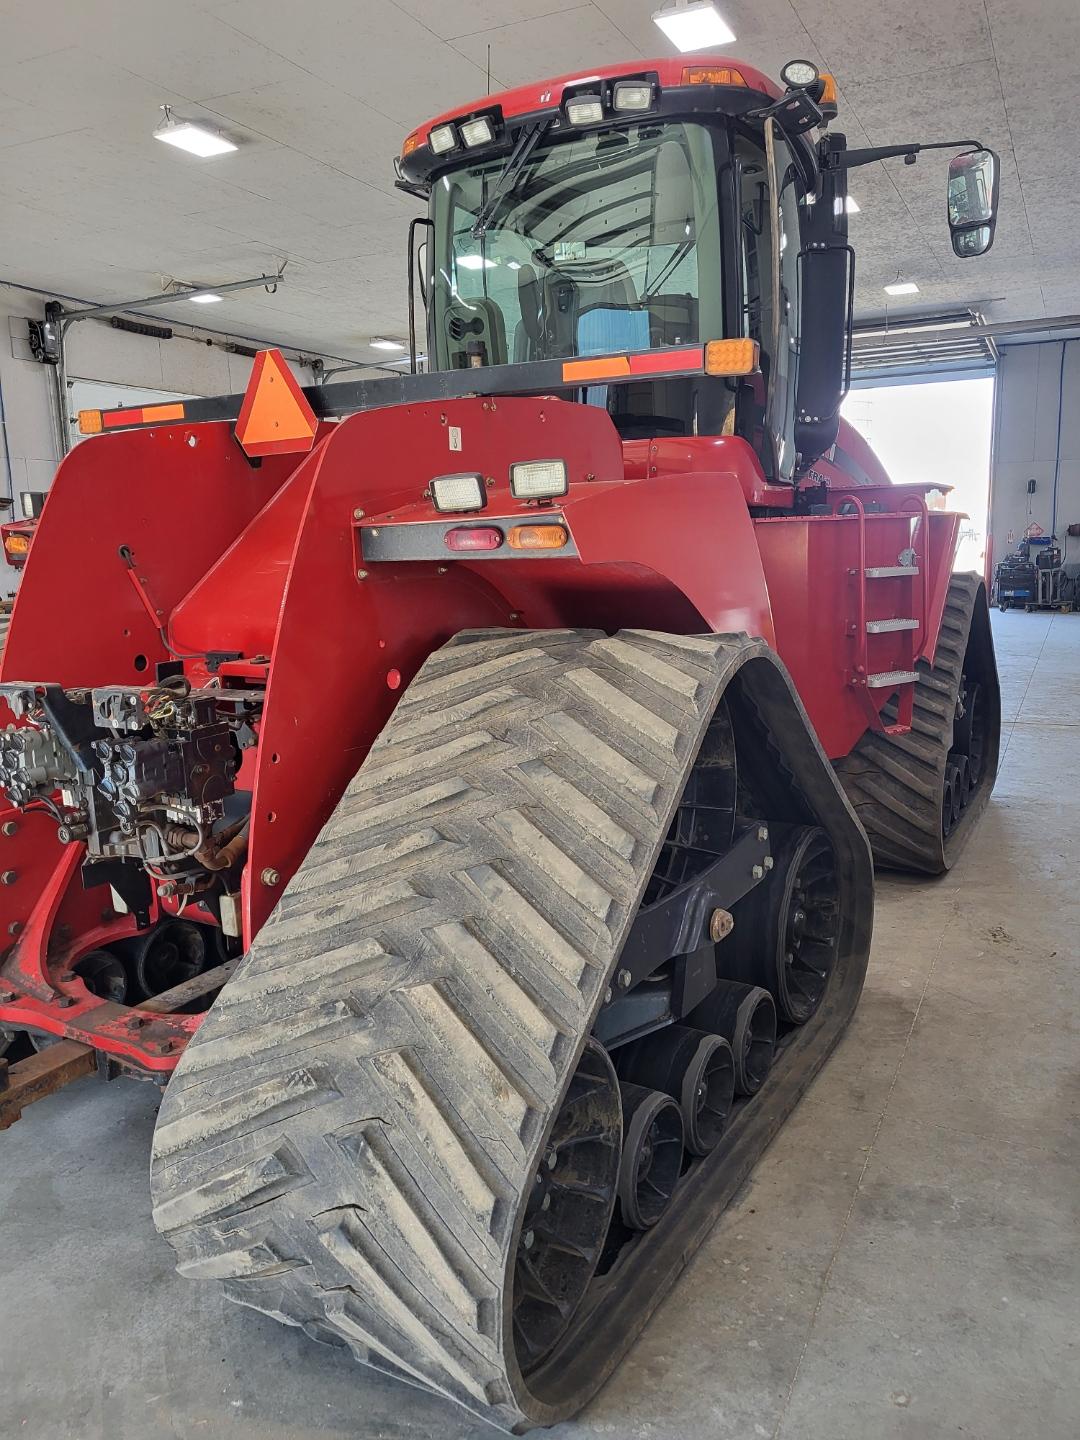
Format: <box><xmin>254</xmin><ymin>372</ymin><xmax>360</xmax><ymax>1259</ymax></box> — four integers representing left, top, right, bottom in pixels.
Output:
<box><xmin>472</xmin><ymin>119</ymin><xmax>554</xmax><ymax>239</ymax></box>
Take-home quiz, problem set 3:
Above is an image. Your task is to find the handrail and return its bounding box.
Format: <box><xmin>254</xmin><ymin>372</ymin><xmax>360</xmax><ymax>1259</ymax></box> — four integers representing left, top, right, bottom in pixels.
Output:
<box><xmin>830</xmin><ymin>494</ymin><xmax>868</xmax><ymax>680</ymax></box>
<box><xmin>897</xmin><ymin>492</ymin><xmax>931</xmax><ymax>657</ymax></box>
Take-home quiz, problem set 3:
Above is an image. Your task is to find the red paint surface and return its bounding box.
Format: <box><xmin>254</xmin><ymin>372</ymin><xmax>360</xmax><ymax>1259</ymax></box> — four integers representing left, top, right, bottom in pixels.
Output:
<box><xmin>0</xmin><ymin>392</ymin><xmax>961</xmax><ymax>1076</ymax></box>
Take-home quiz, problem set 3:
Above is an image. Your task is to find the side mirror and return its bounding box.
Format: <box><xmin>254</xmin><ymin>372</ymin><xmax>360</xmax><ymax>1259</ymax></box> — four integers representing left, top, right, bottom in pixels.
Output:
<box><xmin>948</xmin><ymin>148</ymin><xmax>1000</xmax><ymax>257</ymax></box>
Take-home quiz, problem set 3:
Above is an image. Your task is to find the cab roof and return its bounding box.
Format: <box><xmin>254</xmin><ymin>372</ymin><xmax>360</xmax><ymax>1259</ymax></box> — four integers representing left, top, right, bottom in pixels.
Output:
<box><xmin>403</xmin><ymin>55</ymin><xmax>782</xmax><ymax>156</ymax></box>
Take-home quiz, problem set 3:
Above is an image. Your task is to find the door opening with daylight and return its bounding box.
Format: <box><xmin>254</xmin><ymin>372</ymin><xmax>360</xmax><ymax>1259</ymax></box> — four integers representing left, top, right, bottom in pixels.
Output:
<box><xmin>842</xmin><ymin>375</ymin><xmax>994</xmax><ymax>574</ymax></box>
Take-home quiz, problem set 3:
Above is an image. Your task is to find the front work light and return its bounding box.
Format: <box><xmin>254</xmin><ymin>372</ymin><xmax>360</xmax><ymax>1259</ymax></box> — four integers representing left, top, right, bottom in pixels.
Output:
<box><xmin>613</xmin><ymin>80</ymin><xmax>654</xmax><ymax>111</ymax></box>
<box><xmin>510</xmin><ymin>459</ymin><xmax>569</xmax><ymax>499</ymax></box>
<box><xmin>429</xmin><ymin>124</ymin><xmax>458</xmax><ymax>155</ymax></box>
<box><xmin>565</xmin><ymin>95</ymin><xmax>604</xmax><ymax>125</ymax></box>
<box><xmin>460</xmin><ymin>116</ymin><xmax>495</xmax><ymax>148</ymax></box>
<box><xmin>431</xmin><ymin>473</ymin><xmax>485</xmax><ymax>512</ymax></box>
<box><xmin>780</xmin><ymin>59</ymin><xmax>819</xmax><ymax>89</ymax></box>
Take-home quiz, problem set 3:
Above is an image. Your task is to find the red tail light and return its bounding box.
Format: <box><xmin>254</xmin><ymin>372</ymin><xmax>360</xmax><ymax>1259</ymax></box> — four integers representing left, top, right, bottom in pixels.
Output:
<box><xmin>444</xmin><ymin>526</ymin><xmax>503</xmax><ymax>552</ymax></box>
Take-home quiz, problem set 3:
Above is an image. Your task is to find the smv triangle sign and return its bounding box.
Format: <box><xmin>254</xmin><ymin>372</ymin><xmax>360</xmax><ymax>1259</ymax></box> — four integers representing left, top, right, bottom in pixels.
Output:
<box><xmin>235</xmin><ymin>349</ymin><xmax>318</xmax><ymax>459</ymax></box>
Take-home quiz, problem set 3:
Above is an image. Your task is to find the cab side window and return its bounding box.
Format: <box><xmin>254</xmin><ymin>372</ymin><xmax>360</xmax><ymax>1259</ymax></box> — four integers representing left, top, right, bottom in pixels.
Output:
<box><xmin>734</xmin><ymin>128</ymin><xmax>806</xmax><ymax>481</ymax></box>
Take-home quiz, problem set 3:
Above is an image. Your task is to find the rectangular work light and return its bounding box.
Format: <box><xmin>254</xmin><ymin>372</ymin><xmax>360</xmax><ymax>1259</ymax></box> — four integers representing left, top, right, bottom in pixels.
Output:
<box><xmin>613</xmin><ymin>80</ymin><xmax>655</xmax><ymax>111</ymax></box>
<box><xmin>429</xmin><ymin>124</ymin><xmax>458</xmax><ymax>155</ymax></box>
<box><xmin>431</xmin><ymin>473</ymin><xmax>486</xmax><ymax>512</ymax></box>
<box><xmin>510</xmin><ymin>460</ymin><xmax>569</xmax><ymax>499</ymax></box>
<box><xmin>460</xmin><ymin>116</ymin><xmax>496</xmax><ymax>148</ymax></box>
<box><xmin>565</xmin><ymin>95</ymin><xmax>605</xmax><ymax>126</ymax></box>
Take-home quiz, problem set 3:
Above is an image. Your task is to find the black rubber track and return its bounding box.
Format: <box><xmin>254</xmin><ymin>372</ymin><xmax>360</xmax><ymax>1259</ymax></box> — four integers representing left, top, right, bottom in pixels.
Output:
<box><xmin>150</xmin><ymin>629</ymin><xmax>873</xmax><ymax>1432</ymax></box>
<box><xmin>834</xmin><ymin>573</ymin><xmax>1000</xmax><ymax>875</ymax></box>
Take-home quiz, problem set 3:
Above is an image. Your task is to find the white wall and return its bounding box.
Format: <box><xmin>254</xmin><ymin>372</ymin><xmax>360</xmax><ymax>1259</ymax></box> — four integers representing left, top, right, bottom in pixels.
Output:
<box><xmin>0</xmin><ymin>283</ymin><xmax>349</xmax><ymax>594</ymax></box>
<box><xmin>990</xmin><ymin>340</ymin><xmax>1080</xmax><ymax>576</ymax></box>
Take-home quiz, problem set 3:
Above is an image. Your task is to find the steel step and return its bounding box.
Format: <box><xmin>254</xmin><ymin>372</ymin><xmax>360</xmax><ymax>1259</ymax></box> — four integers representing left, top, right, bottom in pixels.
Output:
<box><xmin>865</xmin><ymin>618</ymin><xmax>919</xmax><ymax>633</ymax></box>
<box><xmin>865</xmin><ymin>565</ymin><xmax>919</xmax><ymax>578</ymax></box>
<box><xmin>865</xmin><ymin>669</ymin><xmax>919</xmax><ymax>688</ymax></box>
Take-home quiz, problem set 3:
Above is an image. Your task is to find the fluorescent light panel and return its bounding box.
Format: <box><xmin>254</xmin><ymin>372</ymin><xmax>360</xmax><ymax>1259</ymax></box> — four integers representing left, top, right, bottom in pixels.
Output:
<box><xmin>652</xmin><ymin>2</ymin><xmax>735</xmax><ymax>53</ymax></box>
<box><xmin>370</xmin><ymin>337</ymin><xmax>406</xmax><ymax>350</ymax></box>
<box><xmin>189</xmin><ymin>292</ymin><xmax>223</xmax><ymax>304</ymax></box>
<box><xmin>846</xmin><ymin>195</ymin><xmax>860</xmax><ymax>214</ymax></box>
<box><xmin>155</xmin><ymin>120</ymin><xmax>237</xmax><ymax>158</ymax></box>
<box><xmin>884</xmin><ymin>281</ymin><xmax>920</xmax><ymax>295</ymax></box>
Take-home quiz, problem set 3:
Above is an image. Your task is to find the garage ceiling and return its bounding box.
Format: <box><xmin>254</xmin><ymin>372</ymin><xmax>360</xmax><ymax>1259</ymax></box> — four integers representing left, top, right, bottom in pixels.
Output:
<box><xmin>0</xmin><ymin>0</ymin><xmax>1071</xmax><ymax>361</ymax></box>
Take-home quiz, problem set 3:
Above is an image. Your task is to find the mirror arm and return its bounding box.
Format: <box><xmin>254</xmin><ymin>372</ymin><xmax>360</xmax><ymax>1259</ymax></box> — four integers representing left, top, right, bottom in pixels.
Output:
<box><xmin>825</xmin><ymin>138</ymin><xmax>985</xmax><ymax>171</ymax></box>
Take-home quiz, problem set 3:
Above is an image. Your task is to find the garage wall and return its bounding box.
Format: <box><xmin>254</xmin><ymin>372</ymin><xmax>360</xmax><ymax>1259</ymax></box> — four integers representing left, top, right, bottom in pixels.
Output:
<box><xmin>990</xmin><ymin>339</ymin><xmax>1080</xmax><ymax>575</ymax></box>
<box><xmin>0</xmin><ymin>284</ymin><xmax>357</xmax><ymax>594</ymax></box>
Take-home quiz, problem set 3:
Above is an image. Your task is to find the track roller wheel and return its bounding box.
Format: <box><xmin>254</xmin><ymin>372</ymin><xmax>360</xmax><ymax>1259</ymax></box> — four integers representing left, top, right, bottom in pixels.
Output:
<box><xmin>616</xmin><ymin>1084</ymin><xmax>684</xmax><ymax>1230</ymax></box>
<box><xmin>687</xmin><ymin>981</ymin><xmax>776</xmax><ymax>1095</ymax></box>
<box><xmin>725</xmin><ymin>826</ymin><xmax>840</xmax><ymax>1025</ymax></box>
<box><xmin>74</xmin><ymin>947</ymin><xmax>128</xmax><ymax>1003</ymax></box>
<box><xmin>616</xmin><ymin>1025</ymin><xmax>735</xmax><ymax>1156</ymax></box>
<box><xmin>955</xmin><ymin>753</ymin><xmax>971</xmax><ymax>805</ymax></box>
<box><xmin>512</xmin><ymin>1040</ymin><xmax>621</xmax><ymax>1373</ymax></box>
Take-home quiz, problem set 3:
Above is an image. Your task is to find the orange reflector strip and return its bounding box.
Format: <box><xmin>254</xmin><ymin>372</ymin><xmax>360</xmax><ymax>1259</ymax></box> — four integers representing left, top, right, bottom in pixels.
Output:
<box><xmin>234</xmin><ymin>348</ymin><xmax>318</xmax><ymax>459</ymax></box>
<box><xmin>402</xmin><ymin>129</ymin><xmax>422</xmax><ymax>157</ymax></box>
<box><xmin>683</xmin><ymin>66</ymin><xmax>747</xmax><ymax>86</ymax></box>
<box><xmin>705</xmin><ymin>339</ymin><xmax>760</xmax><ymax>376</ymax></box>
<box><xmin>562</xmin><ymin>355</ymin><xmax>632</xmax><ymax>383</ymax></box>
<box><xmin>77</xmin><ymin>409</ymin><xmax>103</xmax><ymax>435</ymax></box>
<box><xmin>819</xmin><ymin>73</ymin><xmax>838</xmax><ymax>106</ymax></box>
<box><xmin>4</xmin><ymin>534</ymin><xmax>30</xmax><ymax>555</ymax></box>
<box><xmin>142</xmin><ymin>403</ymin><xmax>186</xmax><ymax>424</ymax></box>
<box><xmin>507</xmin><ymin>524</ymin><xmax>568</xmax><ymax>551</ymax></box>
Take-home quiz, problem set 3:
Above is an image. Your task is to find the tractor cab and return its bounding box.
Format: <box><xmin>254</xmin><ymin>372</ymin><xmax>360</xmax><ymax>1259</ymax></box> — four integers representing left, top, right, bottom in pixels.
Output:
<box><xmin>399</xmin><ymin>58</ymin><xmax>999</xmax><ymax>484</ymax></box>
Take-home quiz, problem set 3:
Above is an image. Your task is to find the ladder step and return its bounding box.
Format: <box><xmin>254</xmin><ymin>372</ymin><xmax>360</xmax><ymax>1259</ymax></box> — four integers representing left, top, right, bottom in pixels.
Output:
<box><xmin>865</xmin><ymin>669</ymin><xmax>919</xmax><ymax>689</ymax></box>
<box><xmin>866</xmin><ymin>618</ymin><xmax>919</xmax><ymax>633</ymax></box>
<box><xmin>865</xmin><ymin>565</ymin><xmax>919</xmax><ymax>578</ymax></box>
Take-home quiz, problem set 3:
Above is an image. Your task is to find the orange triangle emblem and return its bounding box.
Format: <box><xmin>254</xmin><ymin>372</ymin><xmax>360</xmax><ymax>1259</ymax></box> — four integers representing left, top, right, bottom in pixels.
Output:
<box><xmin>235</xmin><ymin>349</ymin><xmax>318</xmax><ymax>459</ymax></box>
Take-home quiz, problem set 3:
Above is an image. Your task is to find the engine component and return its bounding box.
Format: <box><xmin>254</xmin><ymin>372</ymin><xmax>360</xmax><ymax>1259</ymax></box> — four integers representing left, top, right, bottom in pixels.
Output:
<box><xmin>0</xmin><ymin>721</ymin><xmax>79</xmax><ymax>806</ymax></box>
<box><xmin>0</xmin><ymin>679</ymin><xmax>261</xmax><ymax>884</ymax></box>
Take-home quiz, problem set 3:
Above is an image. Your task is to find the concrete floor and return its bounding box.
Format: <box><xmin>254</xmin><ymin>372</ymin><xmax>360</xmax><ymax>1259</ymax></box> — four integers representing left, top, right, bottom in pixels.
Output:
<box><xmin>3</xmin><ymin>610</ymin><xmax>1078</xmax><ymax>1440</ymax></box>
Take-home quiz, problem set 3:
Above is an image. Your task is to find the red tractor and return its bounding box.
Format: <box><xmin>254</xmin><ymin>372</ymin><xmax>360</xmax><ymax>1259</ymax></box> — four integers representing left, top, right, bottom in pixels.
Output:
<box><xmin>0</xmin><ymin>57</ymin><xmax>999</xmax><ymax>1432</ymax></box>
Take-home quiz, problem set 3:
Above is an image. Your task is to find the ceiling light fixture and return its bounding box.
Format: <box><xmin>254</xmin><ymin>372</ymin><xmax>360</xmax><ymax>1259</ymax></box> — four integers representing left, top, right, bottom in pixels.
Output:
<box><xmin>369</xmin><ymin>337</ymin><xmax>406</xmax><ymax>350</ymax></box>
<box><xmin>884</xmin><ymin>280</ymin><xmax>919</xmax><ymax>296</ymax></box>
<box><xmin>188</xmin><ymin>292</ymin><xmax>223</xmax><ymax>304</ymax></box>
<box><xmin>652</xmin><ymin>1</ymin><xmax>735</xmax><ymax>53</ymax></box>
<box><xmin>155</xmin><ymin>105</ymin><xmax>238</xmax><ymax>158</ymax></box>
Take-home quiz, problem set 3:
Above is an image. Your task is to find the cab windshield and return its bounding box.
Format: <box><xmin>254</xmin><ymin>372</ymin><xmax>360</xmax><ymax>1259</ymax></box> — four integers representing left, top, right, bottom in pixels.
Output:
<box><xmin>429</xmin><ymin>120</ymin><xmax>724</xmax><ymax>372</ymax></box>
